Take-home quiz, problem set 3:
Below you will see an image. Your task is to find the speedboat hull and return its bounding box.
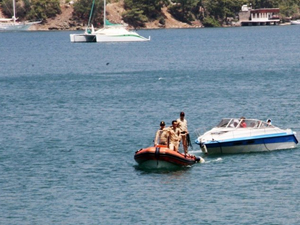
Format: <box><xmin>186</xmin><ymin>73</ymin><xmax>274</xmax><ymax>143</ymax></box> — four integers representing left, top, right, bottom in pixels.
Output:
<box><xmin>198</xmin><ymin>134</ymin><xmax>298</xmax><ymax>154</ymax></box>
<box><xmin>134</xmin><ymin>145</ymin><xmax>201</xmax><ymax>169</ymax></box>
<box><xmin>195</xmin><ymin>118</ymin><xmax>299</xmax><ymax>155</ymax></box>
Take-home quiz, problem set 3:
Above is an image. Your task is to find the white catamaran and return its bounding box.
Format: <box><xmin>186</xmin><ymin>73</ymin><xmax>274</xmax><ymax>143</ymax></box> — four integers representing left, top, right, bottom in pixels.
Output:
<box><xmin>0</xmin><ymin>0</ymin><xmax>41</xmax><ymax>31</ymax></box>
<box><xmin>70</xmin><ymin>0</ymin><xmax>150</xmax><ymax>42</ymax></box>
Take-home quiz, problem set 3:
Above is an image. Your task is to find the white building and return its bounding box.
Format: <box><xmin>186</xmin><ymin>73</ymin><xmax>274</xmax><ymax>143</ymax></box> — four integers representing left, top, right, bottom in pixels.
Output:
<box><xmin>239</xmin><ymin>5</ymin><xmax>280</xmax><ymax>26</ymax></box>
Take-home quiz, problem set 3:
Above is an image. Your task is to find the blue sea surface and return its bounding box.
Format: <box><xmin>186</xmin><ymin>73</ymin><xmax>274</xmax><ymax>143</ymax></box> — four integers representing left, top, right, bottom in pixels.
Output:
<box><xmin>1</xmin><ymin>26</ymin><xmax>300</xmax><ymax>224</ymax></box>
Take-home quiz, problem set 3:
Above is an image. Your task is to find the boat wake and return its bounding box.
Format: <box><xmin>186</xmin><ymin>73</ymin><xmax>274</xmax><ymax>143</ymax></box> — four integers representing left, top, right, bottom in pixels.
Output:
<box><xmin>203</xmin><ymin>157</ymin><xmax>223</xmax><ymax>164</ymax></box>
<box><xmin>188</xmin><ymin>150</ymin><xmax>202</xmax><ymax>154</ymax></box>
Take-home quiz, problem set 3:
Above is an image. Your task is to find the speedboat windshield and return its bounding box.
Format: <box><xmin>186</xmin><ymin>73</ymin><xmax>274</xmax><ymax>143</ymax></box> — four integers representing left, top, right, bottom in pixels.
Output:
<box><xmin>216</xmin><ymin>118</ymin><xmax>275</xmax><ymax>129</ymax></box>
<box><xmin>216</xmin><ymin>119</ymin><xmax>232</xmax><ymax>127</ymax></box>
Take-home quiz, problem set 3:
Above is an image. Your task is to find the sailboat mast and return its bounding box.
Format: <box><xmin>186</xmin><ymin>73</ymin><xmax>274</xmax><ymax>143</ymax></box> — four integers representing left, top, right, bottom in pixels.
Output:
<box><xmin>103</xmin><ymin>0</ymin><xmax>106</xmax><ymax>28</ymax></box>
<box><xmin>13</xmin><ymin>0</ymin><xmax>16</xmax><ymax>24</ymax></box>
<box><xmin>87</xmin><ymin>0</ymin><xmax>95</xmax><ymax>27</ymax></box>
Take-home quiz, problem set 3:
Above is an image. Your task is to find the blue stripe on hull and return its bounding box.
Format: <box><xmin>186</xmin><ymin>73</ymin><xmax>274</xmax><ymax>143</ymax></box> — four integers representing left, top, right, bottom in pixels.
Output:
<box><xmin>206</xmin><ymin>134</ymin><xmax>298</xmax><ymax>148</ymax></box>
<box><xmin>200</xmin><ymin>134</ymin><xmax>298</xmax><ymax>154</ymax></box>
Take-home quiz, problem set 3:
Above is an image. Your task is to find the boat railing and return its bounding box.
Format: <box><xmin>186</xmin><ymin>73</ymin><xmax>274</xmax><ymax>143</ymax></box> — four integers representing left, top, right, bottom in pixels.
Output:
<box><xmin>201</xmin><ymin>126</ymin><xmax>285</xmax><ymax>142</ymax></box>
<box><xmin>194</xmin><ymin>126</ymin><xmax>213</xmax><ymax>137</ymax></box>
<box><xmin>195</xmin><ymin>119</ymin><xmax>282</xmax><ymax>140</ymax></box>
<box><xmin>216</xmin><ymin>118</ymin><xmax>275</xmax><ymax>129</ymax></box>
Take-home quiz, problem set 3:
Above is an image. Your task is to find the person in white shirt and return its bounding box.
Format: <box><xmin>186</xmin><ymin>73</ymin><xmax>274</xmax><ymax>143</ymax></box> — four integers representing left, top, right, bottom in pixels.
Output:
<box><xmin>168</xmin><ymin>120</ymin><xmax>181</xmax><ymax>151</ymax></box>
<box><xmin>177</xmin><ymin>112</ymin><xmax>189</xmax><ymax>154</ymax></box>
<box><xmin>154</xmin><ymin>121</ymin><xmax>169</xmax><ymax>145</ymax></box>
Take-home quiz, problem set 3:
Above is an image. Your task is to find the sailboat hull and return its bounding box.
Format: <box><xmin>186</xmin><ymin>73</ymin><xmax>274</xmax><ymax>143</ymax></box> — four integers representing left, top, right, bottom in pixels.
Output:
<box><xmin>94</xmin><ymin>26</ymin><xmax>150</xmax><ymax>42</ymax></box>
<box><xmin>70</xmin><ymin>34</ymin><xmax>97</xmax><ymax>42</ymax></box>
<box><xmin>0</xmin><ymin>22</ymin><xmax>40</xmax><ymax>31</ymax></box>
<box><xmin>70</xmin><ymin>31</ymin><xmax>150</xmax><ymax>43</ymax></box>
<box><xmin>0</xmin><ymin>24</ymin><xmax>29</xmax><ymax>31</ymax></box>
<box><xmin>95</xmin><ymin>34</ymin><xmax>150</xmax><ymax>42</ymax></box>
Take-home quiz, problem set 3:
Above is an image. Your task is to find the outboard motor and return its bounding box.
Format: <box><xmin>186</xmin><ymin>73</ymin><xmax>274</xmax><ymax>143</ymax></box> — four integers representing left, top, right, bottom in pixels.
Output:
<box><xmin>200</xmin><ymin>143</ymin><xmax>208</xmax><ymax>154</ymax></box>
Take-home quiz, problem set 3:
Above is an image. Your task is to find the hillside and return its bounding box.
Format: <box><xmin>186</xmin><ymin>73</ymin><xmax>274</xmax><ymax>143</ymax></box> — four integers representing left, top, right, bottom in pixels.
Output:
<box><xmin>32</xmin><ymin>1</ymin><xmax>202</xmax><ymax>30</ymax></box>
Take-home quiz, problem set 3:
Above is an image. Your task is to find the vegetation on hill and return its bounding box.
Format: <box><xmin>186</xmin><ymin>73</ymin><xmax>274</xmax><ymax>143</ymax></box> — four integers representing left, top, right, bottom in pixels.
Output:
<box><xmin>1</xmin><ymin>0</ymin><xmax>300</xmax><ymax>27</ymax></box>
<box><xmin>123</xmin><ymin>0</ymin><xmax>166</xmax><ymax>27</ymax></box>
<box><xmin>72</xmin><ymin>0</ymin><xmax>103</xmax><ymax>26</ymax></box>
<box><xmin>1</xmin><ymin>0</ymin><xmax>61</xmax><ymax>22</ymax></box>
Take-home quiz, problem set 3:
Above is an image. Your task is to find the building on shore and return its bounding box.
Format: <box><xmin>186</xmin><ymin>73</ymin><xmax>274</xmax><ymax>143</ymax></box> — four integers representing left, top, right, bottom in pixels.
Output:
<box><xmin>238</xmin><ymin>5</ymin><xmax>280</xmax><ymax>26</ymax></box>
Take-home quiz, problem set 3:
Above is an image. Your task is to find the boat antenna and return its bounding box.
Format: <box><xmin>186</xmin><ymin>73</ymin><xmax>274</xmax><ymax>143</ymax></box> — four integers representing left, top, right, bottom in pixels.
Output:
<box><xmin>87</xmin><ymin>0</ymin><xmax>96</xmax><ymax>28</ymax></box>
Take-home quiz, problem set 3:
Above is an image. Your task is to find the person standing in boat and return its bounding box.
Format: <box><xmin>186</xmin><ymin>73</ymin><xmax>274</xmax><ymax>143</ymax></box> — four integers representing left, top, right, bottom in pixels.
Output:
<box><xmin>154</xmin><ymin>121</ymin><xmax>169</xmax><ymax>146</ymax></box>
<box><xmin>168</xmin><ymin>120</ymin><xmax>181</xmax><ymax>152</ymax></box>
<box><xmin>177</xmin><ymin>111</ymin><xmax>189</xmax><ymax>154</ymax></box>
<box><xmin>240</xmin><ymin>117</ymin><xmax>247</xmax><ymax>128</ymax></box>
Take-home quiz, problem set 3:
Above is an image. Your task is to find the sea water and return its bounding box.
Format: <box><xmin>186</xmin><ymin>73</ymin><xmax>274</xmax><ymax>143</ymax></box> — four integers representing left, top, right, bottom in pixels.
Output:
<box><xmin>1</xmin><ymin>26</ymin><xmax>300</xmax><ymax>224</ymax></box>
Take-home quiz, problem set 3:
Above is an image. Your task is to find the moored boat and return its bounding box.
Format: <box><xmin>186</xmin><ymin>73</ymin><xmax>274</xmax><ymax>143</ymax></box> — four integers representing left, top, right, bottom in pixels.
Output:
<box><xmin>70</xmin><ymin>26</ymin><xmax>96</xmax><ymax>42</ymax></box>
<box><xmin>134</xmin><ymin>145</ymin><xmax>203</xmax><ymax>169</ymax></box>
<box><xmin>70</xmin><ymin>0</ymin><xmax>150</xmax><ymax>43</ymax></box>
<box><xmin>195</xmin><ymin>118</ymin><xmax>298</xmax><ymax>155</ymax></box>
<box><xmin>291</xmin><ymin>20</ymin><xmax>300</xmax><ymax>25</ymax></box>
<box><xmin>0</xmin><ymin>0</ymin><xmax>41</xmax><ymax>31</ymax></box>
<box><xmin>0</xmin><ymin>19</ymin><xmax>40</xmax><ymax>31</ymax></box>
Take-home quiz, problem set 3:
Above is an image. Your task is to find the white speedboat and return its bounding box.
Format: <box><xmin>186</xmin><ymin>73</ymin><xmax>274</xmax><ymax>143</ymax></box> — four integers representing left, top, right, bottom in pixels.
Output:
<box><xmin>291</xmin><ymin>20</ymin><xmax>300</xmax><ymax>25</ymax></box>
<box><xmin>195</xmin><ymin>118</ymin><xmax>298</xmax><ymax>155</ymax></box>
<box><xmin>70</xmin><ymin>0</ymin><xmax>150</xmax><ymax>43</ymax></box>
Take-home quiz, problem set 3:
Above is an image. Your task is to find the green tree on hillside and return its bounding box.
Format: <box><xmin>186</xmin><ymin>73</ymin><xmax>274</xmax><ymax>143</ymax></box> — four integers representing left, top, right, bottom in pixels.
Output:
<box><xmin>199</xmin><ymin>0</ymin><xmax>245</xmax><ymax>26</ymax></box>
<box><xmin>1</xmin><ymin>0</ymin><xmax>61</xmax><ymax>21</ymax></box>
<box><xmin>168</xmin><ymin>0</ymin><xmax>199</xmax><ymax>24</ymax></box>
<box><xmin>123</xmin><ymin>0</ymin><xmax>167</xmax><ymax>27</ymax></box>
<box><xmin>26</xmin><ymin>0</ymin><xmax>61</xmax><ymax>21</ymax></box>
<box><xmin>279</xmin><ymin>0</ymin><xmax>299</xmax><ymax>17</ymax></box>
<box><xmin>1</xmin><ymin>0</ymin><xmax>29</xmax><ymax>19</ymax></box>
<box><xmin>72</xmin><ymin>0</ymin><xmax>103</xmax><ymax>27</ymax></box>
<box><xmin>122</xmin><ymin>8</ymin><xmax>148</xmax><ymax>28</ymax></box>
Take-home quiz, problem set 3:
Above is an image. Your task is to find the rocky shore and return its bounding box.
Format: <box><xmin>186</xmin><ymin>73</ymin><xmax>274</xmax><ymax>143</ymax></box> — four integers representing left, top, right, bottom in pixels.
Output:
<box><xmin>29</xmin><ymin>3</ymin><xmax>203</xmax><ymax>31</ymax></box>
